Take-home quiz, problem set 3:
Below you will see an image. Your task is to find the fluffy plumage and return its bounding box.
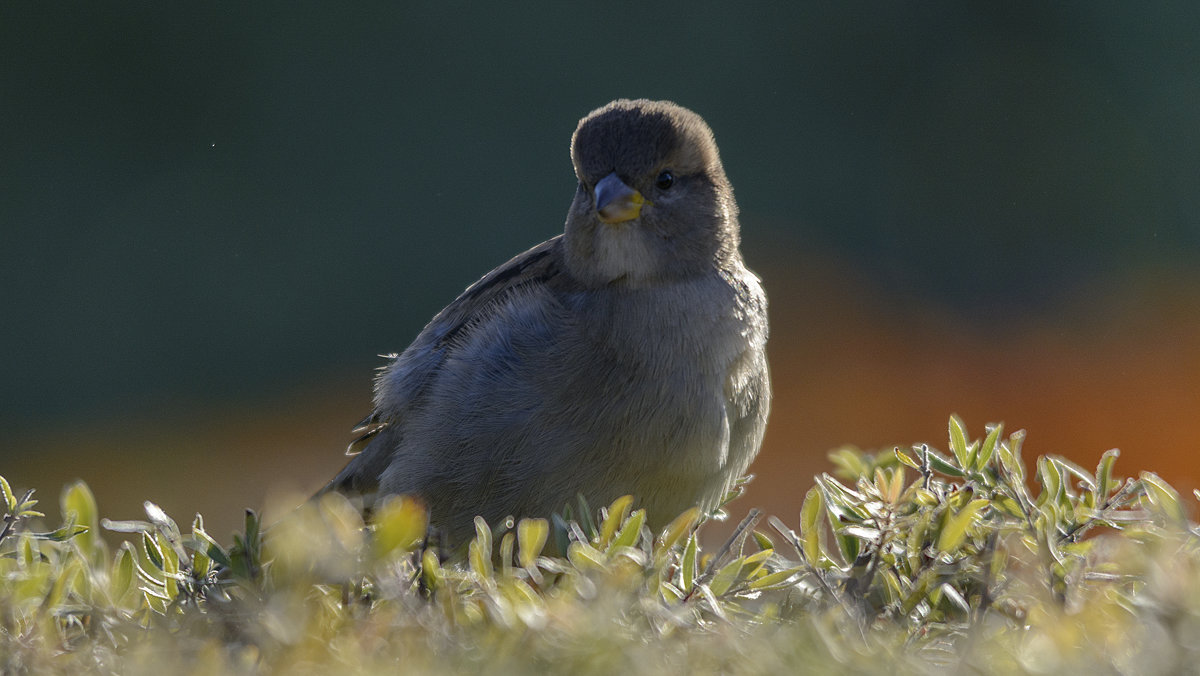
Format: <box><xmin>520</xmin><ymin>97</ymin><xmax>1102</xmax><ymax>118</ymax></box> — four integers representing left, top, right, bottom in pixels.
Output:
<box><xmin>322</xmin><ymin>99</ymin><xmax>770</xmax><ymax>546</ymax></box>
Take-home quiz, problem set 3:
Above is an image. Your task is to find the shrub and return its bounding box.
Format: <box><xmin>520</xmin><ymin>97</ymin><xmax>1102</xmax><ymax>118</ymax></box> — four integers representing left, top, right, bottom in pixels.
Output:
<box><xmin>2</xmin><ymin>416</ymin><xmax>1198</xmax><ymax>674</ymax></box>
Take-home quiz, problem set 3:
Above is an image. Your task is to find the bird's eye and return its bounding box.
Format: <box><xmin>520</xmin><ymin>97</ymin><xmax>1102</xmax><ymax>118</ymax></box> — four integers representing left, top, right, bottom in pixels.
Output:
<box><xmin>655</xmin><ymin>171</ymin><xmax>674</xmax><ymax>190</ymax></box>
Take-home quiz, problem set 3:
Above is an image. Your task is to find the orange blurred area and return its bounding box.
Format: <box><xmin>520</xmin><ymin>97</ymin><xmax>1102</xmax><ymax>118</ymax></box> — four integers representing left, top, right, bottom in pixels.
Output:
<box><xmin>5</xmin><ymin>252</ymin><xmax>1199</xmax><ymax>542</ymax></box>
<box><xmin>747</xmin><ymin>253</ymin><xmax>1200</xmax><ymax>529</ymax></box>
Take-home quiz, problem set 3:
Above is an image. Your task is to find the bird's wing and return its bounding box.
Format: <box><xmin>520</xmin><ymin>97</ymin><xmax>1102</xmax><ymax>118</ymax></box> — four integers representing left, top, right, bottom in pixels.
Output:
<box><xmin>372</xmin><ymin>234</ymin><xmax>570</xmax><ymax>418</ymax></box>
<box><xmin>325</xmin><ymin>235</ymin><xmax>572</xmax><ymax>498</ymax></box>
<box><xmin>427</xmin><ymin>237</ymin><xmax>565</xmax><ymax>347</ymax></box>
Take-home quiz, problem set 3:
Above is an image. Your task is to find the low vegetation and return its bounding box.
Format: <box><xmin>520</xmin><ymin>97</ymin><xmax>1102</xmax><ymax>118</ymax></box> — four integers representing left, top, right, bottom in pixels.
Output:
<box><xmin>3</xmin><ymin>416</ymin><xmax>1199</xmax><ymax>674</ymax></box>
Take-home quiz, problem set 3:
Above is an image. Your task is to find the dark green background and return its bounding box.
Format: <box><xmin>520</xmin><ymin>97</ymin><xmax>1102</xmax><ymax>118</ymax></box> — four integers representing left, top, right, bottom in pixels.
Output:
<box><xmin>3</xmin><ymin>2</ymin><xmax>1198</xmax><ymax>444</ymax></box>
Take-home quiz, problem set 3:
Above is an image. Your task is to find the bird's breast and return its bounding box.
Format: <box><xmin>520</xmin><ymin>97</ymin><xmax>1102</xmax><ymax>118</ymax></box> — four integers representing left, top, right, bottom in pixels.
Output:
<box><xmin>555</xmin><ymin>268</ymin><xmax>764</xmax><ymax>461</ymax></box>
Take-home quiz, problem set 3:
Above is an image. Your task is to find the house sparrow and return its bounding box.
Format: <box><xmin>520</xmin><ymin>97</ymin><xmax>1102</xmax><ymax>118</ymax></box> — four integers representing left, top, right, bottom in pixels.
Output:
<box><xmin>320</xmin><ymin>99</ymin><xmax>769</xmax><ymax>546</ymax></box>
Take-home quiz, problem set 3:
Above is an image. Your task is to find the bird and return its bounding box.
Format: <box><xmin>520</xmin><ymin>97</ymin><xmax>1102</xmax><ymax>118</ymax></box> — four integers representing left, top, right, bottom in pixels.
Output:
<box><xmin>319</xmin><ymin>99</ymin><xmax>770</xmax><ymax>547</ymax></box>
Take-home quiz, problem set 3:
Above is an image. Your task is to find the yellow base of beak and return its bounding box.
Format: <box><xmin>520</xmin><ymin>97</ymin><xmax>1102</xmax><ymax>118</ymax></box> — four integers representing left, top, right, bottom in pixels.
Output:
<box><xmin>595</xmin><ymin>173</ymin><xmax>649</xmax><ymax>223</ymax></box>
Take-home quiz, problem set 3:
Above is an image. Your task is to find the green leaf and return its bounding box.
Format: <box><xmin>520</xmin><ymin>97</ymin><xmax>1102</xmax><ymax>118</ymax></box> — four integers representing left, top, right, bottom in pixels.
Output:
<box><xmin>660</xmin><ymin>581</ymin><xmax>684</xmax><ymax>602</ymax></box>
<box><xmin>940</xmin><ymin>583</ymin><xmax>970</xmax><ymax>614</ymax></box>
<box><xmin>948</xmin><ymin>415</ymin><xmax>970</xmax><ymax>468</ymax></box>
<box><xmin>880</xmin><ymin>569</ymin><xmax>902</xmax><ymax>605</ymax></box>
<box><xmin>894</xmin><ymin>447</ymin><xmax>921</xmax><ymax>470</ymax></box>
<box><xmin>141</xmin><ymin>584</ymin><xmax>172</xmax><ymax>602</ymax></box>
<box><xmin>1007</xmin><ymin>429</ymin><xmax>1027</xmax><ymax>482</ymax></box>
<box><xmin>421</xmin><ymin>549</ymin><xmax>441</xmax><ymax>591</ymax></box>
<box><xmin>608</xmin><ymin>509</ymin><xmax>645</xmax><ymax>552</ymax></box>
<box><xmin>61</xmin><ymin>480</ymin><xmax>98</xmax><ymax>529</ymax></box>
<box><xmin>45</xmin><ymin>558</ymin><xmax>80</xmax><ymax>610</ymax></box>
<box><xmin>817</xmin><ymin>473</ymin><xmax>866</xmax><ymax>505</ymax></box>
<box><xmin>906</xmin><ymin>512</ymin><xmax>930</xmax><ymax>573</ymax></box>
<box><xmin>111</xmin><ymin>542</ymin><xmax>136</xmax><ymax>600</ymax></box>
<box><xmin>550</xmin><ymin>514</ymin><xmax>572</xmax><ymax>561</ymax></box>
<box><xmin>751</xmin><ymin>530</ymin><xmax>774</xmax><ymax>552</ymax></box>
<box><xmin>20</xmin><ymin>534</ymin><xmax>35</xmax><ymax>567</ymax></box>
<box><xmin>599</xmin><ymin>495</ymin><xmax>633</xmax><ymax>548</ymax></box>
<box><xmin>840</xmin><ymin>525</ymin><xmax>881</xmax><ymax>542</ymax></box>
<box><xmin>469</xmin><ymin>538</ymin><xmax>493</xmax><ymax>580</ymax></box>
<box><xmin>143</xmin><ymin>532</ymin><xmax>164</xmax><ymax>571</ymax></box>
<box><xmin>1140</xmin><ymin>471</ymin><xmax>1185</xmax><ymax>524</ymax></box>
<box><xmin>184</xmin><ymin>530</ymin><xmax>232</xmax><ymax>571</ymax></box>
<box><xmin>473</xmin><ymin>516</ymin><xmax>493</xmax><ymax>559</ymax></box>
<box><xmin>517</xmin><ymin>518</ymin><xmax>549</xmax><ymax>569</ymax></box>
<box><xmin>1052</xmin><ymin>457</ymin><xmax>1097</xmax><ymax>492</ymax></box>
<box><xmin>736</xmin><ymin>548</ymin><xmax>774</xmax><ymax>582</ymax></box>
<box><xmin>0</xmin><ymin>474</ymin><xmax>16</xmax><ymax>512</ymax></box>
<box><xmin>747</xmin><ymin>566</ymin><xmax>802</xmax><ymax>590</ymax></box>
<box><xmin>499</xmin><ymin>531</ymin><xmax>515</xmax><ymax>576</ymax></box>
<box><xmin>828</xmin><ymin>446</ymin><xmax>871</xmax><ymax>479</ymax></box>
<box><xmin>900</xmin><ymin>571</ymin><xmax>932</xmax><ymax>616</ymax></box>
<box><xmin>566</xmin><ymin>541</ymin><xmax>606</xmax><ymax>573</ymax></box>
<box><xmin>1036</xmin><ymin>456</ymin><xmax>1063</xmax><ymax>507</ymax></box>
<box><xmin>574</xmin><ymin>494</ymin><xmax>597</xmax><ymax>540</ymax></box>
<box><xmin>373</xmin><ymin>495</ymin><xmax>428</xmax><ymax>559</ymax></box>
<box><xmin>681</xmin><ymin>533</ymin><xmax>698</xmax><ymax>591</ymax></box>
<box><xmin>975</xmin><ymin>423</ymin><xmax>1003</xmax><ymax>472</ymax></box>
<box><xmin>708</xmin><ymin>556</ymin><xmax>744</xmax><ymax>596</ymax></box>
<box><xmin>658</xmin><ymin>508</ymin><xmax>700</xmax><ymax>551</ymax></box>
<box><xmin>158</xmin><ymin>533</ymin><xmax>180</xmax><ymax>600</ymax></box>
<box><xmin>134</xmin><ymin>551</ymin><xmax>165</xmax><ymax>587</ymax></box>
<box><xmin>61</xmin><ymin>480</ymin><xmax>100</xmax><ymax>557</ymax></box>
<box><xmin>831</xmin><ymin>527</ymin><xmax>859</xmax><ymax>564</ymax></box>
<box><xmin>242</xmin><ymin>509</ymin><xmax>262</xmax><ymax>560</ymax></box>
<box><xmin>14</xmin><ymin>491</ymin><xmax>41</xmax><ymax>518</ymax></box>
<box><xmin>28</xmin><ymin>523</ymin><xmax>89</xmax><ymax>542</ymax></box>
<box><xmin>937</xmin><ymin>498</ymin><xmax>988</xmax><ymax>554</ymax></box>
<box><xmin>924</xmin><ymin>448</ymin><xmax>966</xmax><ymax>478</ymax></box>
<box><xmin>741</xmin><ymin>548</ymin><xmax>773</xmax><ymax>567</ymax></box>
<box><xmin>1096</xmin><ymin>449</ymin><xmax>1120</xmax><ymax>499</ymax></box>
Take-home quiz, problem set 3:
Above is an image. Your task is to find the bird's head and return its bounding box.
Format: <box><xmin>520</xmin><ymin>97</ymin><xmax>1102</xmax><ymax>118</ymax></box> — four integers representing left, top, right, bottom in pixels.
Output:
<box><xmin>564</xmin><ymin>99</ymin><xmax>739</xmax><ymax>287</ymax></box>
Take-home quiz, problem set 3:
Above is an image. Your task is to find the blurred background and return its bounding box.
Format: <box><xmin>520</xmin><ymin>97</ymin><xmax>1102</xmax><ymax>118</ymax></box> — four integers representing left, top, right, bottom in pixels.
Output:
<box><xmin>3</xmin><ymin>2</ymin><xmax>1198</xmax><ymax>540</ymax></box>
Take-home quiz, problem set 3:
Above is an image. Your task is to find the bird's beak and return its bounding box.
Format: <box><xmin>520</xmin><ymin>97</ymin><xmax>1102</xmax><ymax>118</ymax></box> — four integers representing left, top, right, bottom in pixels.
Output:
<box><xmin>594</xmin><ymin>172</ymin><xmax>648</xmax><ymax>224</ymax></box>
